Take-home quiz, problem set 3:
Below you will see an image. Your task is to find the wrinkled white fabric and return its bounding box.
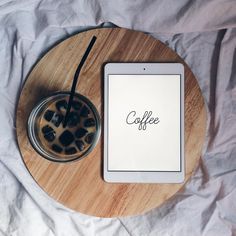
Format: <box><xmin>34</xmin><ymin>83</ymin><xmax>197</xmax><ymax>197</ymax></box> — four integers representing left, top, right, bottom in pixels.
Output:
<box><xmin>0</xmin><ymin>1</ymin><xmax>236</xmax><ymax>235</ymax></box>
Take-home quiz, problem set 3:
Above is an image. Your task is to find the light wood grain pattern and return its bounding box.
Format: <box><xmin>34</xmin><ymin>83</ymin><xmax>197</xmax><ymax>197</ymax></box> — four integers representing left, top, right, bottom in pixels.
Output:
<box><xmin>16</xmin><ymin>28</ymin><xmax>206</xmax><ymax>218</ymax></box>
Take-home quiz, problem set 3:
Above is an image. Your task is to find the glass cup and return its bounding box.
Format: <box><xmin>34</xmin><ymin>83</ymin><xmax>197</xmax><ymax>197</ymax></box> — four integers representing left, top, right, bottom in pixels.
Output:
<box><xmin>27</xmin><ymin>91</ymin><xmax>101</xmax><ymax>162</ymax></box>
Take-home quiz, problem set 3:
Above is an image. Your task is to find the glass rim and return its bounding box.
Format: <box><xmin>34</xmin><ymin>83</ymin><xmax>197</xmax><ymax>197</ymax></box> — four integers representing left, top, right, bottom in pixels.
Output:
<box><xmin>27</xmin><ymin>91</ymin><xmax>101</xmax><ymax>163</ymax></box>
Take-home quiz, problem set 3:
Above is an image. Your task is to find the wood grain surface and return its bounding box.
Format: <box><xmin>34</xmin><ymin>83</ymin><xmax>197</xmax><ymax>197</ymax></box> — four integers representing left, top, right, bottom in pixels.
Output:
<box><xmin>16</xmin><ymin>28</ymin><xmax>206</xmax><ymax>218</ymax></box>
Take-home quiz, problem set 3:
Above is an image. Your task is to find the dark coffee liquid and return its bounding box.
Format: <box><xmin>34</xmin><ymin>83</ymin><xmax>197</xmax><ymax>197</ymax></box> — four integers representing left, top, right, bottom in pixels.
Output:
<box><xmin>38</xmin><ymin>96</ymin><xmax>97</xmax><ymax>159</ymax></box>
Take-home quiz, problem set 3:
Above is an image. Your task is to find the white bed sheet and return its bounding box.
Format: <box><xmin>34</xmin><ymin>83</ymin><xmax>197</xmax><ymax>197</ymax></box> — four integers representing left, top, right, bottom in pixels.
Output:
<box><xmin>0</xmin><ymin>1</ymin><xmax>236</xmax><ymax>235</ymax></box>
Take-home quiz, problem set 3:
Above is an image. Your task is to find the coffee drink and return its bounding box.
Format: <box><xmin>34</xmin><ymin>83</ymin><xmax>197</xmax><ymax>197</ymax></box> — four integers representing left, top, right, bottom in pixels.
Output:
<box><xmin>28</xmin><ymin>92</ymin><xmax>100</xmax><ymax>162</ymax></box>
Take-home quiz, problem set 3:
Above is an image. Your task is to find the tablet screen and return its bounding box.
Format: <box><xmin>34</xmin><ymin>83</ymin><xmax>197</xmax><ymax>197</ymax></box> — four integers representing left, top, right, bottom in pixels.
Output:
<box><xmin>107</xmin><ymin>74</ymin><xmax>182</xmax><ymax>172</ymax></box>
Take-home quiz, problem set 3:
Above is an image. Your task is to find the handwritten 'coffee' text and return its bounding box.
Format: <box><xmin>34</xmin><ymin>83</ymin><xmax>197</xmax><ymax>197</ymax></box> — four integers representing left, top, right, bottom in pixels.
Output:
<box><xmin>126</xmin><ymin>111</ymin><xmax>160</xmax><ymax>130</ymax></box>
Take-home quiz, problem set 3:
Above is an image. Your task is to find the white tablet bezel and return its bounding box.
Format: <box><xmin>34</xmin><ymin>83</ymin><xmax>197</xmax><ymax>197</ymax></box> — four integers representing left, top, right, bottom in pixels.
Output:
<box><xmin>103</xmin><ymin>63</ymin><xmax>184</xmax><ymax>183</ymax></box>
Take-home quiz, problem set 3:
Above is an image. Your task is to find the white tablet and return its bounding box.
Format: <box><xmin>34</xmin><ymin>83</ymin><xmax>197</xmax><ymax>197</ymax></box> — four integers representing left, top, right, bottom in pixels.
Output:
<box><xmin>103</xmin><ymin>63</ymin><xmax>184</xmax><ymax>183</ymax></box>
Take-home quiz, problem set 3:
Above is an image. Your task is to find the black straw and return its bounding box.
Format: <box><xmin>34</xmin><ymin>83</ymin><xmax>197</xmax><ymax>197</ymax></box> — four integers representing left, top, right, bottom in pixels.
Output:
<box><xmin>63</xmin><ymin>35</ymin><xmax>97</xmax><ymax>127</ymax></box>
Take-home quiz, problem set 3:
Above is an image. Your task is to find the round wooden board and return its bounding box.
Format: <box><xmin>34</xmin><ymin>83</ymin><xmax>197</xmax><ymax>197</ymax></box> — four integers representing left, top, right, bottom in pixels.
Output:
<box><xmin>17</xmin><ymin>28</ymin><xmax>206</xmax><ymax>218</ymax></box>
